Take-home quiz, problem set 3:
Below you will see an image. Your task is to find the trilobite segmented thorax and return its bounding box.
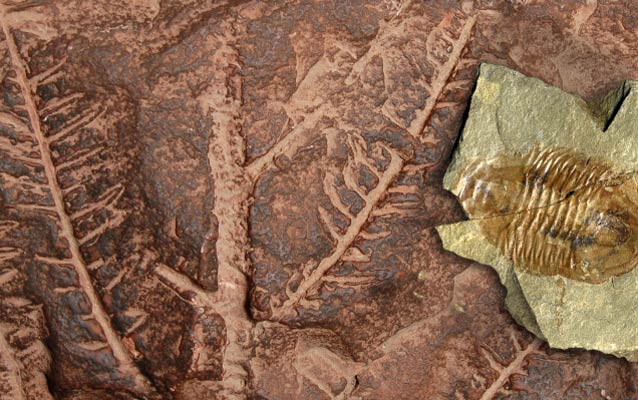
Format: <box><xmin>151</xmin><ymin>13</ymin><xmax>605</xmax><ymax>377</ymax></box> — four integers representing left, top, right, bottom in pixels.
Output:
<box><xmin>455</xmin><ymin>146</ymin><xmax>638</xmax><ymax>283</ymax></box>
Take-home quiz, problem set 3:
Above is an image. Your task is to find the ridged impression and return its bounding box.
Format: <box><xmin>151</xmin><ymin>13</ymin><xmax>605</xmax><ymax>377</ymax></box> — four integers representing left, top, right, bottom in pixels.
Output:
<box><xmin>456</xmin><ymin>146</ymin><xmax>638</xmax><ymax>283</ymax></box>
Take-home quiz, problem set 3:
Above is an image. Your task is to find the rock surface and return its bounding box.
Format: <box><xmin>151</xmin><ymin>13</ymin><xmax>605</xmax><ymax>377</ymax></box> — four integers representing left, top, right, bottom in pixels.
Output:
<box><xmin>437</xmin><ymin>63</ymin><xmax>638</xmax><ymax>361</ymax></box>
<box><xmin>0</xmin><ymin>1</ymin><xmax>637</xmax><ymax>399</ymax></box>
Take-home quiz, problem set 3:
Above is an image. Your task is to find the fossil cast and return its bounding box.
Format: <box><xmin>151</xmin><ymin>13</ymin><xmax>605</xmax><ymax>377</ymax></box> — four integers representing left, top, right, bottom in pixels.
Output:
<box><xmin>456</xmin><ymin>146</ymin><xmax>638</xmax><ymax>284</ymax></box>
<box><xmin>436</xmin><ymin>63</ymin><xmax>638</xmax><ymax>361</ymax></box>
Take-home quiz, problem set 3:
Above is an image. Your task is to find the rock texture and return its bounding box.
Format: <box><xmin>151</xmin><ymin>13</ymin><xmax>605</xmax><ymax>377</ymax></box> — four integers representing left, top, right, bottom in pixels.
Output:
<box><xmin>0</xmin><ymin>1</ymin><xmax>637</xmax><ymax>399</ymax></box>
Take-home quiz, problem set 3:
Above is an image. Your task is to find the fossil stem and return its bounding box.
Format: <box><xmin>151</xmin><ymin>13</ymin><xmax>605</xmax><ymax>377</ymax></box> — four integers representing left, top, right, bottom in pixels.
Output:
<box><xmin>200</xmin><ymin>23</ymin><xmax>253</xmax><ymax>399</ymax></box>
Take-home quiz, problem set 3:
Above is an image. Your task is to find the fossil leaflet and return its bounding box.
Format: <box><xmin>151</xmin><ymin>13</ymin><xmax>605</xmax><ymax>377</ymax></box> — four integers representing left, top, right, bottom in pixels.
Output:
<box><xmin>0</xmin><ymin>2</ymin><xmax>156</xmax><ymax>396</ymax></box>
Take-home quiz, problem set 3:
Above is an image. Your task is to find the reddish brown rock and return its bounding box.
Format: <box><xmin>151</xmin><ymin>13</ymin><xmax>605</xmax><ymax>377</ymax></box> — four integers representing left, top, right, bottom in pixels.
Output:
<box><xmin>0</xmin><ymin>1</ymin><xmax>636</xmax><ymax>399</ymax></box>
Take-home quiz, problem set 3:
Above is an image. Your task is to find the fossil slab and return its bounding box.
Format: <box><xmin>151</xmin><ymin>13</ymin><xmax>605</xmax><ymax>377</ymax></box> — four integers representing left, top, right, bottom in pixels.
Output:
<box><xmin>436</xmin><ymin>63</ymin><xmax>638</xmax><ymax>361</ymax></box>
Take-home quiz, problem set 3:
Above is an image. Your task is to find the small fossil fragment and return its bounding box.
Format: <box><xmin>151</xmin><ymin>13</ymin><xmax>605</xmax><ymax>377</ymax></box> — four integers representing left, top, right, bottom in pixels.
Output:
<box><xmin>455</xmin><ymin>146</ymin><xmax>638</xmax><ymax>284</ymax></box>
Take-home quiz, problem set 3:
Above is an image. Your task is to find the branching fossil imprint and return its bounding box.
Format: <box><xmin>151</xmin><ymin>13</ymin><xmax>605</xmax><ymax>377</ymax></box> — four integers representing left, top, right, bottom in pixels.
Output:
<box><xmin>0</xmin><ymin>0</ymin><xmax>572</xmax><ymax>397</ymax></box>
<box><xmin>456</xmin><ymin>146</ymin><xmax>638</xmax><ymax>283</ymax></box>
<box><xmin>0</xmin><ymin>1</ymin><xmax>156</xmax><ymax>396</ymax></box>
<box><xmin>478</xmin><ymin>332</ymin><xmax>544</xmax><ymax>400</ymax></box>
<box><xmin>269</xmin><ymin>134</ymin><xmax>409</xmax><ymax>321</ymax></box>
<box><xmin>347</xmin><ymin>10</ymin><xmax>476</xmax><ymax>141</ymax></box>
<box><xmin>153</xmin><ymin>5</ymin><xmax>544</xmax><ymax>399</ymax></box>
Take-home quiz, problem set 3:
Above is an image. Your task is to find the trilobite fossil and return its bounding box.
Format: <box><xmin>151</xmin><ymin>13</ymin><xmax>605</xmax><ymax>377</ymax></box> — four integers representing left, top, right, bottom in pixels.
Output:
<box><xmin>454</xmin><ymin>146</ymin><xmax>638</xmax><ymax>284</ymax></box>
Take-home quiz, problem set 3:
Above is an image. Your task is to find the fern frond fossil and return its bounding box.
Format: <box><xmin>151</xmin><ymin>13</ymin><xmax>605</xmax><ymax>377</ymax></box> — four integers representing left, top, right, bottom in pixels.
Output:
<box><xmin>0</xmin><ymin>3</ymin><xmax>156</xmax><ymax>396</ymax></box>
<box><xmin>270</xmin><ymin>134</ymin><xmax>405</xmax><ymax>321</ymax></box>
<box><xmin>346</xmin><ymin>9</ymin><xmax>476</xmax><ymax>140</ymax></box>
